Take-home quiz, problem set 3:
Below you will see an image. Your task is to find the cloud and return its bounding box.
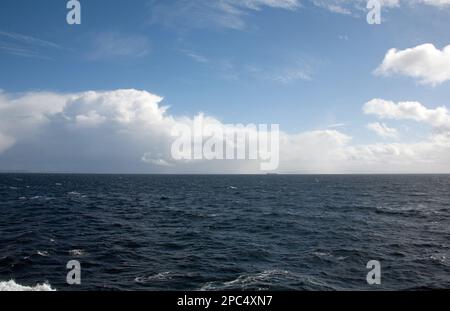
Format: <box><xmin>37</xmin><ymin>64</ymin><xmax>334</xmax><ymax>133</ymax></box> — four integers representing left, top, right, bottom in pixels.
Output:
<box><xmin>247</xmin><ymin>64</ymin><xmax>312</xmax><ymax>84</ymax></box>
<box><xmin>311</xmin><ymin>0</ymin><xmax>353</xmax><ymax>15</ymax></box>
<box><xmin>1</xmin><ymin>89</ymin><xmax>450</xmax><ymax>173</ymax></box>
<box><xmin>367</xmin><ymin>122</ymin><xmax>399</xmax><ymax>139</ymax></box>
<box><xmin>420</xmin><ymin>0</ymin><xmax>450</xmax><ymax>7</ymax></box>
<box><xmin>270</xmin><ymin>68</ymin><xmax>312</xmax><ymax>83</ymax></box>
<box><xmin>148</xmin><ymin>0</ymin><xmax>450</xmax><ymax>31</ymax></box>
<box><xmin>0</xmin><ymin>132</ymin><xmax>15</xmax><ymax>154</ymax></box>
<box><xmin>310</xmin><ymin>0</ymin><xmax>449</xmax><ymax>16</ymax></box>
<box><xmin>180</xmin><ymin>49</ymin><xmax>210</xmax><ymax>63</ymax></box>
<box><xmin>375</xmin><ymin>44</ymin><xmax>450</xmax><ymax>86</ymax></box>
<box><xmin>278</xmin><ymin>130</ymin><xmax>352</xmax><ymax>173</ymax></box>
<box><xmin>243</xmin><ymin>56</ymin><xmax>316</xmax><ymax>84</ymax></box>
<box><xmin>0</xmin><ymin>90</ymin><xmax>68</xmax><ymax>141</ymax></box>
<box><xmin>75</xmin><ymin>111</ymin><xmax>107</xmax><ymax>128</ymax></box>
<box><xmin>87</xmin><ymin>32</ymin><xmax>151</xmax><ymax>60</ymax></box>
<box><xmin>237</xmin><ymin>0</ymin><xmax>300</xmax><ymax>10</ymax></box>
<box><xmin>345</xmin><ymin>140</ymin><xmax>448</xmax><ymax>169</ymax></box>
<box><xmin>354</xmin><ymin>98</ymin><xmax>450</xmax><ymax>172</ymax></box>
<box><xmin>149</xmin><ymin>0</ymin><xmax>300</xmax><ymax>30</ymax></box>
<box><xmin>310</xmin><ymin>0</ymin><xmax>400</xmax><ymax>16</ymax></box>
<box><xmin>0</xmin><ymin>30</ymin><xmax>61</xmax><ymax>49</ymax></box>
<box><xmin>363</xmin><ymin>98</ymin><xmax>450</xmax><ymax>129</ymax></box>
<box><xmin>179</xmin><ymin>50</ymin><xmax>315</xmax><ymax>84</ymax></box>
<box><xmin>0</xmin><ymin>30</ymin><xmax>61</xmax><ymax>59</ymax></box>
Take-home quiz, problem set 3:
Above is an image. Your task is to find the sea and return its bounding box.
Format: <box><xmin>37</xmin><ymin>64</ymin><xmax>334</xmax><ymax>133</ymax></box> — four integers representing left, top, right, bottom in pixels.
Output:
<box><xmin>0</xmin><ymin>174</ymin><xmax>449</xmax><ymax>291</ymax></box>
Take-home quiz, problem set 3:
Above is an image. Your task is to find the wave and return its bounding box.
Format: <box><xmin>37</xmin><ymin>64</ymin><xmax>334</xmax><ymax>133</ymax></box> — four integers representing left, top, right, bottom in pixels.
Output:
<box><xmin>67</xmin><ymin>191</ymin><xmax>81</xmax><ymax>196</ymax></box>
<box><xmin>0</xmin><ymin>280</ymin><xmax>55</xmax><ymax>291</ymax></box>
<box><xmin>375</xmin><ymin>204</ymin><xmax>440</xmax><ymax>217</ymax></box>
<box><xmin>69</xmin><ymin>249</ymin><xmax>86</xmax><ymax>257</ymax></box>
<box><xmin>312</xmin><ymin>251</ymin><xmax>347</xmax><ymax>261</ymax></box>
<box><xmin>134</xmin><ymin>272</ymin><xmax>174</xmax><ymax>283</ymax></box>
<box><xmin>37</xmin><ymin>250</ymin><xmax>49</xmax><ymax>257</ymax></box>
<box><xmin>430</xmin><ymin>254</ymin><xmax>448</xmax><ymax>265</ymax></box>
<box><xmin>200</xmin><ymin>269</ymin><xmax>333</xmax><ymax>291</ymax></box>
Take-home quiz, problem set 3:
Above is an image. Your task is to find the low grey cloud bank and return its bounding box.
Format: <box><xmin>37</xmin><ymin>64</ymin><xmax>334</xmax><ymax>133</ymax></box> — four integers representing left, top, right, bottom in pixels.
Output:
<box><xmin>1</xmin><ymin>89</ymin><xmax>450</xmax><ymax>173</ymax></box>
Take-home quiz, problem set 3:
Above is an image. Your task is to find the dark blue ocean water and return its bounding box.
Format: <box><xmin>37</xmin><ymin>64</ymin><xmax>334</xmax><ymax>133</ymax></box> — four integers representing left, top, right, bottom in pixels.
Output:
<box><xmin>0</xmin><ymin>174</ymin><xmax>449</xmax><ymax>291</ymax></box>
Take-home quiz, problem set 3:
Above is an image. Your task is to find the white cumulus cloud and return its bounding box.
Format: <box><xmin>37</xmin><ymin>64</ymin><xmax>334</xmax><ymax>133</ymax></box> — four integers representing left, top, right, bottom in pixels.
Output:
<box><xmin>363</xmin><ymin>98</ymin><xmax>450</xmax><ymax>129</ymax></box>
<box><xmin>375</xmin><ymin>44</ymin><xmax>450</xmax><ymax>86</ymax></box>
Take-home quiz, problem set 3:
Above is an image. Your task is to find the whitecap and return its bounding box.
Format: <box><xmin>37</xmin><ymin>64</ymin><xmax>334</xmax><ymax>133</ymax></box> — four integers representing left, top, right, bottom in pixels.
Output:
<box><xmin>313</xmin><ymin>252</ymin><xmax>330</xmax><ymax>258</ymax></box>
<box><xmin>0</xmin><ymin>280</ymin><xmax>55</xmax><ymax>291</ymax></box>
<box><xmin>69</xmin><ymin>249</ymin><xmax>86</xmax><ymax>257</ymax></box>
<box><xmin>37</xmin><ymin>250</ymin><xmax>49</xmax><ymax>257</ymax></box>
<box><xmin>134</xmin><ymin>272</ymin><xmax>173</xmax><ymax>283</ymax></box>
<box><xmin>430</xmin><ymin>254</ymin><xmax>447</xmax><ymax>264</ymax></box>
<box><xmin>313</xmin><ymin>251</ymin><xmax>346</xmax><ymax>261</ymax></box>
<box><xmin>67</xmin><ymin>191</ymin><xmax>81</xmax><ymax>196</ymax></box>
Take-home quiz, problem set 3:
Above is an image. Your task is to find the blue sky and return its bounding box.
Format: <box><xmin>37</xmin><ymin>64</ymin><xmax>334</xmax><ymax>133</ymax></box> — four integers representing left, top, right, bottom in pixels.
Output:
<box><xmin>1</xmin><ymin>0</ymin><xmax>450</xmax><ymax>173</ymax></box>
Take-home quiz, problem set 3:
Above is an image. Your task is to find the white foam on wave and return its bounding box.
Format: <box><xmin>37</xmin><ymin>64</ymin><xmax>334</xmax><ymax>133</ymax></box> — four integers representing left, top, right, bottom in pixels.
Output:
<box><xmin>200</xmin><ymin>269</ymin><xmax>290</xmax><ymax>291</ymax></box>
<box><xmin>200</xmin><ymin>269</ymin><xmax>334</xmax><ymax>291</ymax></box>
<box><xmin>134</xmin><ymin>272</ymin><xmax>173</xmax><ymax>283</ymax></box>
<box><xmin>312</xmin><ymin>251</ymin><xmax>347</xmax><ymax>261</ymax></box>
<box><xmin>69</xmin><ymin>249</ymin><xmax>86</xmax><ymax>257</ymax></box>
<box><xmin>313</xmin><ymin>251</ymin><xmax>330</xmax><ymax>257</ymax></box>
<box><xmin>37</xmin><ymin>250</ymin><xmax>49</xmax><ymax>257</ymax></box>
<box><xmin>67</xmin><ymin>191</ymin><xmax>81</xmax><ymax>196</ymax></box>
<box><xmin>0</xmin><ymin>280</ymin><xmax>55</xmax><ymax>291</ymax></box>
<box><xmin>430</xmin><ymin>254</ymin><xmax>447</xmax><ymax>265</ymax></box>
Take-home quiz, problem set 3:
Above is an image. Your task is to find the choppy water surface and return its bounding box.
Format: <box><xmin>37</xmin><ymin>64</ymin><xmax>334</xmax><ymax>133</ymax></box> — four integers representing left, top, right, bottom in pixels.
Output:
<box><xmin>0</xmin><ymin>174</ymin><xmax>449</xmax><ymax>290</ymax></box>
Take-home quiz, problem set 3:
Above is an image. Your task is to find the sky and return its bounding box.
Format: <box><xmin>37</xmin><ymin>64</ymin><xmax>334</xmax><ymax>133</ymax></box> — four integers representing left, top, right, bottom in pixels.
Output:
<box><xmin>1</xmin><ymin>0</ymin><xmax>450</xmax><ymax>173</ymax></box>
